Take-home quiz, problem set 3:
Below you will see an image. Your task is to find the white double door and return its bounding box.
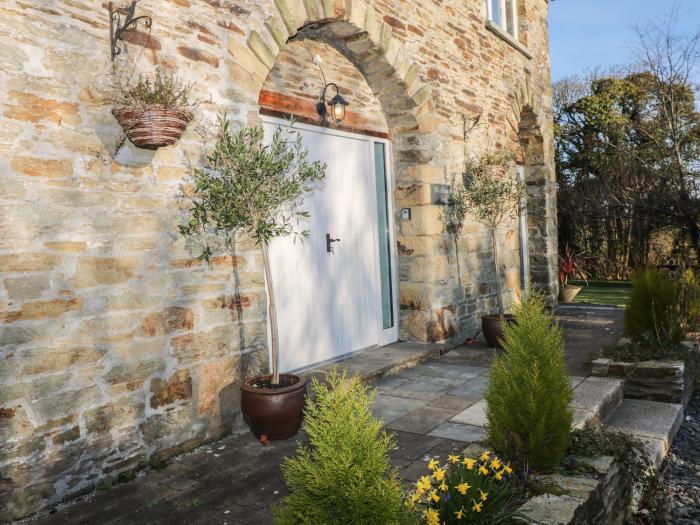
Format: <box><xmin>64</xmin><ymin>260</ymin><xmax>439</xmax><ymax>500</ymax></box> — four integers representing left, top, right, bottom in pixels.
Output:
<box><xmin>264</xmin><ymin>118</ymin><xmax>398</xmax><ymax>373</ymax></box>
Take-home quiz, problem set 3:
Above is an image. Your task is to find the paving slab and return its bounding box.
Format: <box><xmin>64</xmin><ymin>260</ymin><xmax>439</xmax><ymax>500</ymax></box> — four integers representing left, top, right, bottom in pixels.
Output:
<box><xmin>448</xmin><ymin>375</ymin><xmax>489</xmax><ymax>397</ymax></box>
<box><xmin>427</xmin><ymin>421</ymin><xmax>486</xmax><ymax>442</ymax></box>
<box><xmin>372</xmin><ymin>394</ymin><xmax>426</xmax><ymax>424</ymax></box>
<box><xmin>385</xmin><ymin>405</ymin><xmax>460</xmax><ymax>434</ymax></box>
<box><xmin>450</xmin><ymin>399</ymin><xmax>487</xmax><ymax>427</ymax></box>
<box><xmin>397</xmin><ymin>362</ymin><xmax>488</xmax><ymax>381</ymax></box>
<box><xmin>427</xmin><ymin>394</ymin><xmax>480</xmax><ymax>411</ymax></box>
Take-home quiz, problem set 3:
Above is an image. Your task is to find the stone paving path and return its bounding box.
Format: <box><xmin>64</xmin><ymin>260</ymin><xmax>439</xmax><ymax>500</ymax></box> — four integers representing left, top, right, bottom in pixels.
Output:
<box><xmin>32</xmin><ymin>306</ymin><xmax>624</xmax><ymax>525</ymax></box>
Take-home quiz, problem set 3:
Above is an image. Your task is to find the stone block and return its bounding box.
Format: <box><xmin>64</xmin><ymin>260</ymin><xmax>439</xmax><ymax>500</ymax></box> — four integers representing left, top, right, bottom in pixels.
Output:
<box><xmin>3</xmin><ymin>274</ymin><xmax>52</xmax><ymax>301</ymax></box>
<box><xmin>136</xmin><ymin>306</ymin><xmax>194</xmax><ymax>337</ymax></box>
<box><xmin>150</xmin><ymin>369</ymin><xmax>192</xmax><ymax>408</ymax></box>
<box><xmin>427</xmin><ymin>421</ymin><xmax>486</xmax><ymax>442</ymax></box>
<box><xmin>103</xmin><ymin>358</ymin><xmax>165</xmax><ymax>385</ymax></box>
<box><xmin>196</xmin><ymin>356</ymin><xmax>241</xmax><ymax>418</ymax></box>
<box><xmin>139</xmin><ymin>407</ymin><xmax>196</xmax><ymax>448</ymax></box>
<box><xmin>84</xmin><ymin>399</ymin><xmax>145</xmax><ymax>434</ymax></box>
<box><xmin>30</xmin><ymin>386</ymin><xmax>100</xmax><ymax>422</ymax></box>
<box><xmin>72</xmin><ymin>257</ymin><xmax>140</xmax><ymax>287</ymax></box>
<box><xmin>450</xmin><ymin>399</ymin><xmax>487</xmax><ymax>427</ymax></box>
<box><xmin>21</xmin><ymin>345</ymin><xmax>105</xmax><ymax>375</ymax></box>
<box><xmin>0</xmin><ymin>253</ymin><xmax>61</xmax><ymax>273</ymax></box>
<box><xmin>171</xmin><ymin>323</ymin><xmax>265</xmax><ymax>365</ymax></box>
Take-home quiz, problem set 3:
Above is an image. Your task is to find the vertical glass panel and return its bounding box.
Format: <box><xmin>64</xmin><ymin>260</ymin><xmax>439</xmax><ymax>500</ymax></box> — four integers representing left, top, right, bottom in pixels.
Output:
<box><xmin>490</xmin><ymin>0</ymin><xmax>502</xmax><ymax>25</ymax></box>
<box><xmin>374</xmin><ymin>143</ymin><xmax>393</xmax><ymax>329</ymax></box>
<box><xmin>517</xmin><ymin>166</ymin><xmax>529</xmax><ymax>290</ymax></box>
<box><xmin>505</xmin><ymin>0</ymin><xmax>515</xmax><ymax>36</ymax></box>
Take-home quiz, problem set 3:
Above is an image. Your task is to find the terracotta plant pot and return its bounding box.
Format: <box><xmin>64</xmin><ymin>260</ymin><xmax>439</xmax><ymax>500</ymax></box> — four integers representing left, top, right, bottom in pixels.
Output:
<box><xmin>112</xmin><ymin>106</ymin><xmax>192</xmax><ymax>150</ymax></box>
<box><xmin>240</xmin><ymin>374</ymin><xmax>306</xmax><ymax>440</ymax></box>
<box><xmin>482</xmin><ymin>314</ymin><xmax>515</xmax><ymax>348</ymax></box>
<box><xmin>559</xmin><ymin>285</ymin><xmax>583</xmax><ymax>303</ymax></box>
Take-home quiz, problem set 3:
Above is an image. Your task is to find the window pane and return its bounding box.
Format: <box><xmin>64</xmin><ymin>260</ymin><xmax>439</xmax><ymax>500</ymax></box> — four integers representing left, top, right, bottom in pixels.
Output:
<box><xmin>374</xmin><ymin>143</ymin><xmax>394</xmax><ymax>329</ymax></box>
<box><xmin>505</xmin><ymin>0</ymin><xmax>515</xmax><ymax>36</ymax></box>
<box><xmin>490</xmin><ymin>0</ymin><xmax>501</xmax><ymax>25</ymax></box>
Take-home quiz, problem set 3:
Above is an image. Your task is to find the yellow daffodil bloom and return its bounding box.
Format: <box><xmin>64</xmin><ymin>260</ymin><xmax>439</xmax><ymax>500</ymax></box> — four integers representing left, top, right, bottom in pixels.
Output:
<box><xmin>429</xmin><ymin>490</ymin><xmax>440</xmax><ymax>503</ymax></box>
<box><xmin>480</xmin><ymin>451</ymin><xmax>491</xmax><ymax>461</ymax></box>
<box><xmin>433</xmin><ymin>467</ymin><xmax>446</xmax><ymax>482</ymax></box>
<box><xmin>479</xmin><ymin>465</ymin><xmax>489</xmax><ymax>476</ymax></box>
<box><xmin>448</xmin><ymin>454</ymin><xmax>460</xmax><ymax>464</ymax></box>
<box><xmin>490</xmin><ymin>458</ymin><xmax>502</xmax><ymax>470</ymax></box>
<box><xmin>472</xmin><ymin>501</ymin><xmax>483</xmax><ymax>513</ymax></box>
<box><xmin>504</xmin><ymin>464</ymin><xmax>513</xmax><ymax>474</ymax></box>
<box><xmin>428</xmin><ymin>459</ymin><xmax>439</xmax><ymax>471</ymax></box>
<box><xmin>494</xmin><ymin>470</ymin><xmax>504</xmax><ymax>481</ymax></box>
<box><xmin>415</xmin><ymin>487</ymin><xmax>425</xmax><ymax>497</ymax></box>
<box><xmin>426</xmin><ymin>508</ymin><xmax>440</xmax><ymax>525</ymax></box>
<box><xmin>455</xmin><ymin>507</ymin><xmax>465</xmax><ymax>519</ymax></box>
<box><xmin>439</xmin><ymin>481</ymin><xmax>448</xmax><ymax>492</ymax></box>
<box><xmin>479</xmin><ymin>489</ymin><xmax>489</xmax><ymax>502</ymax></box>
<box><xmin>417</xmin><ymin>475</ymin><xmax>432</xmax><ymax>490</ymax></box>
<box><xmin>463</xmin><ymin>457</ymin><xmax>476</xmax><ymax>469</ymax></box>
<box><xmin>457</xmin><ymin>482</ymin><xmax>470</xmax><ymax>495</ymax></box>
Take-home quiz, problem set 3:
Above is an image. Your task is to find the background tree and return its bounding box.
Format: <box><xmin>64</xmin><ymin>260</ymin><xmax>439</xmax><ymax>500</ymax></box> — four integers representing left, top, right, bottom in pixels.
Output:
<box><xmin>554</xmin><ymin>11</ymin><xmax>700</xmax><ymax>278</ymax></box>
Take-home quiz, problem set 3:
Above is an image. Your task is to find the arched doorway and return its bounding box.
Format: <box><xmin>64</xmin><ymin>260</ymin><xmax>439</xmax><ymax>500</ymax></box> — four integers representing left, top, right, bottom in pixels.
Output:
<box><xmin>256</xmin><ymin>22</ymin><xmax>416</xmax><ymax>371</ymax></box>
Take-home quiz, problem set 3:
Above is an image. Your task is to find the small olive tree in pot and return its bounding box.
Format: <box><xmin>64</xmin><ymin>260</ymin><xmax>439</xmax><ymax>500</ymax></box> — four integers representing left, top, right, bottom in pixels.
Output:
<box><xmin>458</xmin><ymin>151</ymin><xmax>524</xmax><ymax>347</ymax></box>
<box><xmin>180</xmin><ymin>116</ymin><xmax>325</xmax><ymax>439</ymax></box>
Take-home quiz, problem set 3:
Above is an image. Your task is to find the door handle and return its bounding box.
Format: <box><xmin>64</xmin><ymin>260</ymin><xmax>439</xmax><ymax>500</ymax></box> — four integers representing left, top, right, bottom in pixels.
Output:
<box><xmin>326</xmin><ymin>233</ymin><xmax>340</xmax><ymax>253</ymax></box>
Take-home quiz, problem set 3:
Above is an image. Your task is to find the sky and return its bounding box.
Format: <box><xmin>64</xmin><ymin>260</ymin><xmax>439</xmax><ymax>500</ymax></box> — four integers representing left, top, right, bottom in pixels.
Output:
<box><xmin>549</xmin><ymin>0</ymin><xmax>700</xmax><ymax>81</ymax></box>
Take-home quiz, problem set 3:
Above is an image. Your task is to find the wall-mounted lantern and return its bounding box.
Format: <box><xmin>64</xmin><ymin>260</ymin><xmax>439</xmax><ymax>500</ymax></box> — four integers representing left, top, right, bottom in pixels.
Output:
<box><xmin>109</xmin><ymin>0</ymin><xmax>153</xmax><ymax>60</ymax></box>
<box><xmin>312</xmin><ymin>54</ymin><xmax>349</xmax><ymax>126</ymax></box>
<box><xmin>316</xmin><ymin>83</ymin><xmax>349</xmax><ymax>126</ymax></box>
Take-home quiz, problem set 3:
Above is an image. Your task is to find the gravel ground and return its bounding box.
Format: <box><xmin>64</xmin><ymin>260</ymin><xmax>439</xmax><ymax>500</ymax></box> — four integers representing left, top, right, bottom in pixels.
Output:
<box><xmin>635</xmin><ymin>389</ymin><xmax>700</xmax><ymax>524</ymax></box>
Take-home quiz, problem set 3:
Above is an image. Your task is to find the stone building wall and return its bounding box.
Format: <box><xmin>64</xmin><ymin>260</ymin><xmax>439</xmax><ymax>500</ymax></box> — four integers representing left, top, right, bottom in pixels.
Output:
<box><xmin>0</xmin><ymin>0</ymin><xmax>557</xmax><ymax>519</ymax></box>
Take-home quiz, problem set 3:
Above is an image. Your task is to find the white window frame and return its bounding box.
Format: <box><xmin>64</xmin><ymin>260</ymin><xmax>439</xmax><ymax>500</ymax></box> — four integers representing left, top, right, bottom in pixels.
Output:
<box><xmin>485</xmin><ymin>0</ymin><xmax>519</xmax><ymax>41</ymax></box>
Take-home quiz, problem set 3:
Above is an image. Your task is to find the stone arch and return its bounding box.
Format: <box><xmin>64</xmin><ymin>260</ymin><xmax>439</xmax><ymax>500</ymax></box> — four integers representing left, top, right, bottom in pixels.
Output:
<box><xmin>231</xmin><ymin>0</ymin><xmax>453</xmax><ymax>343</ymax></box>
<box><xmin>243</xmin><ymin>0</ymin><xmax>433</xmax><ymax>135</ymax></box>
<box><xmin>509</xmin><ymin>85</ymin><xmax>558</xmax><ymax>301</ymax></box>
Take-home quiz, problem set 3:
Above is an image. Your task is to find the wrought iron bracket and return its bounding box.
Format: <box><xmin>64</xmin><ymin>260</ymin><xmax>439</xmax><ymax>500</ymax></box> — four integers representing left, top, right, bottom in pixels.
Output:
<box><xmin>109</xmin><ymin>1</ymin><xmax>152</xmax><ymax>60</ymax></box>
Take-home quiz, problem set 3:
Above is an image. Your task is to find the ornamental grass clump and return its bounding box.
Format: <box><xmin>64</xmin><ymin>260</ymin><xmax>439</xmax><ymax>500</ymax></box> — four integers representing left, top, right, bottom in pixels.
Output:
<box><xmin>485</xmin><ymin>290</ymin><xmax>573</xmax><ymax>472</ymax></box>
<box><xmin>624</xmin><ymin>268</ymin><xmax>683</xmax><ymax>345</ymax></box>
<box><xmin>410</xmin><ymin>451</ymin><xmax>522</xmax><ymax>524</ymax></box>
<box><xmin>273</xmin><ymin>369</ymin><xmax>405</xmax><ymax>524</ymax></box>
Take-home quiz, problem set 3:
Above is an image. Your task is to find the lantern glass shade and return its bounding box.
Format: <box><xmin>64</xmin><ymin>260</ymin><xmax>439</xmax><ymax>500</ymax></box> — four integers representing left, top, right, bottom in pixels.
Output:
<box><xmin>329</xmin><ymin>93</ymin><xmax>348</xmax><ymax>124</ymax></box>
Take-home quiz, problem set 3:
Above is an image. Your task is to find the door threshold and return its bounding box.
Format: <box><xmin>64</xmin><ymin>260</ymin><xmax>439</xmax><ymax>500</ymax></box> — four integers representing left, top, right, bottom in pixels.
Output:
<box><xmin>300</xmin><ymin>341</ymin><xmax>445</xmax><ymax>385</ymax></box>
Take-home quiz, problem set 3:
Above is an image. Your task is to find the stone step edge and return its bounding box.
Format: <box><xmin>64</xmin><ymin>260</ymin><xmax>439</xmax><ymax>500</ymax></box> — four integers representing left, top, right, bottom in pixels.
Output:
<box><xmin>571</xmin><ymin>376</ymin><xmax>625</xmax><ymax>431</ymax></box>
<box><xmin>603</xmin><ymin>399</ymin><xmax>685</xmax><ymax>469</ymax></box>
<box><xmin>303</xmin><ymin>343</ymin><xmax>445</xmax><ymax>386</ymax></box>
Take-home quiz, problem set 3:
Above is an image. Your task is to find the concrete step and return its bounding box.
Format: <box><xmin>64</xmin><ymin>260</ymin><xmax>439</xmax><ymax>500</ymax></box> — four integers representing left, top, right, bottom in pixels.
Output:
<box><xmin>304</xmin><ymin>341</ymin><xmax>443</xmax><ymax>385</ymax></box>
<box><xmin>603</xmin><ymin>399</ymin><xmax>684</xmax><ymax>468</ymax></box>
<box><xmin>571</xmin><ymin>376</ymin><xmax>625</xmax><ymax>430</ymax></box>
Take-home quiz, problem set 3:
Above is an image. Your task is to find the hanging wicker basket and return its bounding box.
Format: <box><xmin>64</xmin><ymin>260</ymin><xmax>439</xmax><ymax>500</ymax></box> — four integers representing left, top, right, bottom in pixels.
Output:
<box><xmin>112</xmin><ymin>105</ymin><xmax>193</xmax><ymax>150</ymax></box>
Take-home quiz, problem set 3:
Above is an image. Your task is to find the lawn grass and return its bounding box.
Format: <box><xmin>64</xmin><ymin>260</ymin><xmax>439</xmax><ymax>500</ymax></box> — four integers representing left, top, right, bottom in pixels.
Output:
<box><xmin>567</xmin><ymin>280</ymin><xmax>632</xmax><ymax>308</ymax></box>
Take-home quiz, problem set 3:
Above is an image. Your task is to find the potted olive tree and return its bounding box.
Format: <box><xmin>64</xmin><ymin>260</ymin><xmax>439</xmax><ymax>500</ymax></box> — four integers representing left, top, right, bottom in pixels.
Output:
<box><xmin>459</xmin><ymin>151</ymin><xmax>524</xmax><ymax>347</ymax></box>
<box><xmin>180</xmin><ymin>115</ymin><xmax>325</xmax><ymax>439</ymax></box>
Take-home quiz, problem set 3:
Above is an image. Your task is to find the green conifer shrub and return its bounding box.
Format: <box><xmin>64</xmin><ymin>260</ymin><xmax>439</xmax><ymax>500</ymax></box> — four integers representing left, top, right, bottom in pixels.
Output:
<box><xmin>484</xmin><ymin>291</ymin><xmax>573</xmax><ymax>472</ymax></box>
<box><xmin>624</xmin><ymin>268</ymin><xmax>683</xmax><ymax>344</ymax></box>
<box><xmin>273</xmin><ymin>369</ymin><xmax>405</xmax><ymax>525</ymax></box>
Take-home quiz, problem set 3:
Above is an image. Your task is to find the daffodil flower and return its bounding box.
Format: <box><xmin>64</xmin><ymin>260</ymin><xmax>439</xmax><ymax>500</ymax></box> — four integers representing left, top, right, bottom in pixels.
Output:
<box><xmin>455</xmin><ymin>507</ymin><xmax>465</xmax><ymax>519</ymax></box>
<box><xmin>479</xmin><ymin>465</ymin><xmax>489</xmax><ymax>476</ymax></box>
<box><xmin>433</xmin><ymin>467</ymin><xmax>446</xmax><ymax>482</ymax></box>
<box><xmin>490</xmin><ymin>457</ymin><xmax>502</xmax><ymax>470</ymax></box>
<box><xmin>457</xmin><ymin>482</ymin><xmax>470</xmax><ymax>495</ymax></box>
<box><xmin>429</xmin><ymin>490</ymin><xmax>440</xmax><ymax>503</ymax></box>
<box><xmin>504</xmin><ymin>464</ymin><xmax>513</xmax><ymax>474</ymax></box>
<box><xmin>439</xmin><ymin>481</ymin><xmax>448</xmax><ymax>492</ymax></box>
<box><xmin>448</xmin><ymin>454</ymin><xmax>460</xmax><ymax>464</ymax></box>
<box><xmin>472</xmin><ymin>501</ymin><xmax>483</xmax><ymax>513</ymax></box>
<box><xmin>417</xmin><ymin>475</ymin><xmax>432</xmax><ymax>490</ymax></box>
<box><xmin>426</xmin><ymin>508</ymin><xmax>440</xmax><ymax>525</ymax></box>
<box><xmin>428</xmin><ymin>458</ymin><xmax>439</xmax><ymax>471</ymax></box>
<box><xmin>479</xmin><ymin>489</ymin><xmax>489</xmax><ymax>502</ymax></box>
<box><xmin>494</xmin><ymin>470</ymin><xmax>504</xmax><ymax>481</ymax></box>
<box><xmin>463</xmin><ymin>457</ymin><xmax>476</xmax><ymax>469</ymax></box>
<box><xmin>480</xmin><ymin>451</ymin><xmax>491</xmax><ymax>461</ymax></box>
